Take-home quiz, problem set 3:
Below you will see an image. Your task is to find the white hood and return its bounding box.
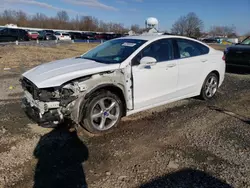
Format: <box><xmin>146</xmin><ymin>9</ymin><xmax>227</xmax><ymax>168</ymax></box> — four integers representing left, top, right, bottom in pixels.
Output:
<box><xmin>22</xmin><ymin>57</ymin><xmax>120</xmax><ymax>88</ymax></box>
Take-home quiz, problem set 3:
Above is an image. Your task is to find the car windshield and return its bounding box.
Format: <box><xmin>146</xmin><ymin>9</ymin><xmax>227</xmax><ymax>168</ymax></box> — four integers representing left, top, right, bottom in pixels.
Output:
<box><xmin>241</xmin><ymin>37</ymin><xmax>250</xmax><ymax>45</ymax></box>
<box><xmin>81</xmin><ymin>39</ymin><xmax>146</xmax><ymax>64</ymax></box>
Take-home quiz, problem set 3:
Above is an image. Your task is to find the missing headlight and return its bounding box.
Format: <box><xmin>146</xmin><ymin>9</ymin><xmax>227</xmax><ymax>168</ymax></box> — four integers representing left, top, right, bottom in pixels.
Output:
<box><xmin>38</xmin><ymin>88</ymin><xmax>60</xmax><ymax>102</ymax></box>
<box><xmin>61</xmin><ymin>88</ymin><xmax>74</xmax><ymax>98</ymax></box>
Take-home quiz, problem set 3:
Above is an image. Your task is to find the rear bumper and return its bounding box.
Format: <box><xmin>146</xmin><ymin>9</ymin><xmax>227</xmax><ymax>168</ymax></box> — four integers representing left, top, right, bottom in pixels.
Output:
<box><xmin>226</xmin><ymin>62</ymin><xmax>250</xmax><ymax>68</ymax></box>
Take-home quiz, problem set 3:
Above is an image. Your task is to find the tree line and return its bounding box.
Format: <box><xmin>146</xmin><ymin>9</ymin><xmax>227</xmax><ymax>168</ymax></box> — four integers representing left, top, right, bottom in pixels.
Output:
<box><xmin>171</xmin><ymin>12</ymin><xmax>239</xmax><ymax>38</ymax></box>
<box><xmin>0</xmin><ymin>10</ymin><xmax>129</xmax><ymax>33</ymax></box>
<box><xmin>0</xmin><ymin>9</ymin><xmax>245</xmax><ymax>37</ymax></box>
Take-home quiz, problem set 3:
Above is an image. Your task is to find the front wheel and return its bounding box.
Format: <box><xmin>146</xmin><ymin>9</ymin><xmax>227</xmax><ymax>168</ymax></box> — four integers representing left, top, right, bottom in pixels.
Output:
<box><xmin>81</xmin><ymin>90</ymin><xmax>123</xmax><ymax>134</ymax></box>
<box><xmin>200</xmin><ymin>73</ymin><xmax>219</xmax><ymax>100</ymax></box>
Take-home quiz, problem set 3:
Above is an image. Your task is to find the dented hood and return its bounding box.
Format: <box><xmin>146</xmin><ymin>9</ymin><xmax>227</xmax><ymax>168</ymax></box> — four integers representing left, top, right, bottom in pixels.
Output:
<box><xmin>22</xmin><ymin>57</ymin><xmax>120</xmax><ymax>88</ymax></box>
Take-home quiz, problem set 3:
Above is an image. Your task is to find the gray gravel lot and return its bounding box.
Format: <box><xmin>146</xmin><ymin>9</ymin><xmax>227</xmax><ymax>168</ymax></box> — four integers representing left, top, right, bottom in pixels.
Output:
<box><xmin>0</xmin><ymin>67</ymin><xmax>250</xmax><ymax>188</ymax></box>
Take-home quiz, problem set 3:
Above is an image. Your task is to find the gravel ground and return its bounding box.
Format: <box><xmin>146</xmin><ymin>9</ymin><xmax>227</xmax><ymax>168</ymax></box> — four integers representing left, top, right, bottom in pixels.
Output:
<box><xmin>0</xmin><ymin>67</ymin><xmax>249</xmax><ymax>188</ymax></box>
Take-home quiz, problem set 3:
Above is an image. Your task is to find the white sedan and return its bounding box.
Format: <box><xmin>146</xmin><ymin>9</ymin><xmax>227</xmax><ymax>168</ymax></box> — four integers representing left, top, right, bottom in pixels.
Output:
<box><xmin>54</xmin><ymin>32</ymin><xmax>71</xmax><ymax>40</ymax></box>
<box><xmin>20</xmin><ymin>34</ymin><xmax>225</xmax><ymax>134</ymax></box>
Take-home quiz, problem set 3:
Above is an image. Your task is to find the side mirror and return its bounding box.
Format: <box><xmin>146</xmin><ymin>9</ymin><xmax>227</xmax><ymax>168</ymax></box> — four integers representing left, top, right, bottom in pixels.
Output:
<box><xmin>138</xmin><ymin>56</ymin><xmax>157</xmax><ymax>69</ymax></box>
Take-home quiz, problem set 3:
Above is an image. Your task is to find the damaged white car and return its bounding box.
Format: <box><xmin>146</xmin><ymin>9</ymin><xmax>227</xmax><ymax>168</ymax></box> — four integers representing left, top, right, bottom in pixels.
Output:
<box><xmin>20</xmin><ymin>35</ymin><xmax>225</xmax><ymax>133</ymax></box>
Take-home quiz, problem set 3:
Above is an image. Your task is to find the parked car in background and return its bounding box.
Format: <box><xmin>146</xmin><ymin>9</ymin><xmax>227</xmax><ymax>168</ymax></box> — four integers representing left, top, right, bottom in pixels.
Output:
<box><xmin>112</xmin><ymin>33</ymin><xmax>123</xmax><ymax>39</ymax></box>
<box><xmin>82</xmin><ymin>32</ymin><xmax>96</xmax><ymax>40</ymax></box>
<box><xmin>0</xmin><ymin>28</ymin><xmax>29</xmax><ymax>41</ymax></box>
<box><xmin>68</xmin><ymin>32</ymin><xmax>82</xmax><ymax>40</ymax></box>
<box><xmin>95</xmin><ymin>33</ymin><xmax>106</xmax><ymax>40</ymax></box>
<box><xmin>21</xmin><ymin>35</ymin><xmax>225</xmax><ymax>134</ymax></box>
<box><xmin>44</xmin><ymin>33</ymin><xmax>57</xmax><ymax>40</ymax></box>
<box><xmin>224</xmin><ymin>36</ymin><xmax>250</xmax><ymax>68</ymax></box>
<box><xmin>0</xmin><ymin>28</ymin><xmax>16</xmax><ymax>42</ymax></box>
<box><xmin>38</xmin><ymin>30</ymin><xmax>54</xmax><ymax>40</ymax></box>
<box><xmin>43</xmin><ymin>30</ymin><xmax>54</xmax><ymax>34</ymax></box>
<box><xmin>94</xmin><ymin>33</ymin><xmax>123</xmax><ymax>41</ymax></box>
<box><xmin>27</xmin><ymin>30</ymin><xmax>39</xmax><ymax>40</ymax></box>
<box><xmin>54</xmin><ymin>32</ymin><xmax>71</xmax><ymax>40</ymax></box>
<box><xmin>202</xmin><ymin>38</ymin><xmax>218</xmax><ymax>43</ymax></box>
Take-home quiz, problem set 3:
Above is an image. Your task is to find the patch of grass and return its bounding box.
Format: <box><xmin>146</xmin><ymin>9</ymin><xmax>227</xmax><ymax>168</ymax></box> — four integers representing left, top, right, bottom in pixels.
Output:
<box><xmin>0</xmin><ymin>43</ymin><xmax>98</xmax><ymax>68</ymax></box>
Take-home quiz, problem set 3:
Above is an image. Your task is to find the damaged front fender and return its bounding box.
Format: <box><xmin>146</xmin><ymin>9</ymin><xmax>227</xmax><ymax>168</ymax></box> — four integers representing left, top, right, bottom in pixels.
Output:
<box><xmin>69</xmin><ymin>68</ymin><xmax>133</xmax><ymax>124</ymax></box>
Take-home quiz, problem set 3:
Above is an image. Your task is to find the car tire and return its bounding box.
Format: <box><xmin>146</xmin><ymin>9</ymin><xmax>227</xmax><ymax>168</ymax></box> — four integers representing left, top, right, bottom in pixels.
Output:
<box><xmin>200</xmin><ymin>73</ymin><xmax>219</xmax><ymax>100</ymax></box>
<box><xmin>80</xmin><ymin>90</ymin><xmax>123</xmax><ymax>134</ymax></box>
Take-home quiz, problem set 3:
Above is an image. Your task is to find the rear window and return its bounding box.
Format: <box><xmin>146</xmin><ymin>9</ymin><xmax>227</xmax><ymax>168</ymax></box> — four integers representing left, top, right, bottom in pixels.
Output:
<box><xmin>176</xmin><ymin>39</ymin><xmax>210</xmax><ymax>58</ymax></box>
<box><xmin>44</xmin><ymin>30</ymin><xmax>54</xmax><ymax>33</ymax></box>
<box><xmin>63</xmin><ymin>33</ymin><xmax>69</xmax><ymax>36</ymax></box>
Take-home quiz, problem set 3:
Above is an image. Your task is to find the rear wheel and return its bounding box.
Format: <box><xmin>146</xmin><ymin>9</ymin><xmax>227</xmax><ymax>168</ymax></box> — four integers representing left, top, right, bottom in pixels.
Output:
<box><xmin>81</xmin><ymin>90</ymin><xmax>123</xmax><ymax>134</ymax></box>
<box><xmin>200</xmin><ymin>73</ymin><xmax>219</xmax><ymax>100</ymax></box>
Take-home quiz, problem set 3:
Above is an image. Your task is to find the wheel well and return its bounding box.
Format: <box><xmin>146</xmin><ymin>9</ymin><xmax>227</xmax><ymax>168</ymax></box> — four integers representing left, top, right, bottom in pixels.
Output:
<box><xmin>210</xmin><ymin>70</ymin><xmax>220</xmax><ymax>83</ymax></box>
<box><xmin>85</xmin><ymin>85</ymin><xmax>127</xmax><ymax>117</ymax></box>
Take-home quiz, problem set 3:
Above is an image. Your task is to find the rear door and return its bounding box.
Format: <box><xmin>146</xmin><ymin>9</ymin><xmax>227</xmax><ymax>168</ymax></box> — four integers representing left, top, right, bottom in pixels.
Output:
<box><xmin>9</xmin><ymin>29</ymin><xmax>18</xmax><ymax>39</ymax></box>
<box><xmin>19</xmin><ymin>30</ymin><xmax>28</xmax><ymax>41</ymax></box>
<box><xmin>227</xmin><ymin>46</ymin><xmax>250</xmax><ymax>67</ymax></box>
<box><xmin>174</xmin><ymin>38</ymin><xmax>210</xmax><ymax>96</ymax></box>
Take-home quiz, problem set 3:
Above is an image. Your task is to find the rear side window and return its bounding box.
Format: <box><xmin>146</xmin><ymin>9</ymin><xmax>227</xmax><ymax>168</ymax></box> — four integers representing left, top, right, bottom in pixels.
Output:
<box><xmin>19</xmin><ymin>30</ymin><xmax>27</xmax><ymax>34</ymax></box>
<box><xmin>9</xmin><ymin>29</ymin><xmax>18</xmax><ymax>35</ymax></box>
<box><xmin>176</xmin><ymin>39</ymin><xmax>209</xmax><ymax>59</ymax></box>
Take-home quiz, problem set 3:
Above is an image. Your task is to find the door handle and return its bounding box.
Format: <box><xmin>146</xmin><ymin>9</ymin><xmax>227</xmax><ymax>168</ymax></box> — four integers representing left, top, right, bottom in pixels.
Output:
<box><xmin>167</xmin><ymin>64</ymin><xmax>176</xmax><ymax>68</ymax></box>
<box><xmin>201</xmin><ymin>59</ymin><xmax>208</xmax><ymax>62</ymax></box>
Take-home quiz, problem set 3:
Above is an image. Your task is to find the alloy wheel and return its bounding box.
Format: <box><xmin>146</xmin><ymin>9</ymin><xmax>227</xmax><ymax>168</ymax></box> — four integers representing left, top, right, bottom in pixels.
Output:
<box><xmin>205</xmin><ymin>76</ymin><xmax>218</xmax><ymax>98</ymax></box>
<box><xmin>90</xmin><ymin>97</ymin><xmax>120</xmax><ymax>131</ymax></box>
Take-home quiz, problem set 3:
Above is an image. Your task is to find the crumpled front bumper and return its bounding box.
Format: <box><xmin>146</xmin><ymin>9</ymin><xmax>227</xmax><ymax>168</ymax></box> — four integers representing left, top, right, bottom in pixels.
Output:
<box><xmin>21</xmin><ymin>92</ymin><xmax>63</xmax><ymax>127</ymax></box>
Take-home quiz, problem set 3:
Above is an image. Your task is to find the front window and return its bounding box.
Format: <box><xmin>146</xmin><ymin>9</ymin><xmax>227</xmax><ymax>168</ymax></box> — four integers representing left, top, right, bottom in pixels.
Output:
<box><xmin>0</xmin><ymin>29</ymin><xmax>7</xmax><ymax>34</ymax></box>
<box><xmin>81</xmin><ymin>39</ymin><xmax>146</xmax><ymax>64</ymax></box>
<box><xmin>241</xmin><ymin>37</ymin><xmax>250</xmax><ymax>45</ymax></box>
<box><xmin>132</xmin><ymin>39</ymin><xmax>174</xmax><ymax>66</ymax></box>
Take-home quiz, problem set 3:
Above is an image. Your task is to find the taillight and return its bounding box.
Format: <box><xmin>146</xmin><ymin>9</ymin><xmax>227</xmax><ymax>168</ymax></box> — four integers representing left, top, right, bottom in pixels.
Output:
<box><xmin>222</xmin><ymin>54</ymin><xmax>225</xmax><ymax>61</ymax></box>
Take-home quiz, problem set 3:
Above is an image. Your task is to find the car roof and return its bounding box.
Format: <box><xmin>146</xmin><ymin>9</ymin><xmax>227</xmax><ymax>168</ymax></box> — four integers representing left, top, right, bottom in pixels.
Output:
<box><xmin>120</xmin><ymin>34</ymin><xmax>197</xmax><ymax>41</ymax></box>
<box><xmin>118</xmin><ymin>34</ymin><xmax>211</xmax><ymax>48</ymax></box>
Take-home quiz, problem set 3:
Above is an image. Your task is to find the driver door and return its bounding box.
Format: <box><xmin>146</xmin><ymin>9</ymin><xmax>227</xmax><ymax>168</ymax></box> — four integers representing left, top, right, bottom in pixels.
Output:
<box><xmin>132</xmin><ymin>39</ymin><xmax>178</xmax><ymax>110</ymax></box>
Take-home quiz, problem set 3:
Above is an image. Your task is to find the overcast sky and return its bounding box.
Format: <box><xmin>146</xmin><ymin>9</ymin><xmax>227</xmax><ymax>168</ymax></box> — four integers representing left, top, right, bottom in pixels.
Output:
<box><xmin>2</xmin><ymin>0</ymin><xmax>250</xmax><ymax>34</ymax></box>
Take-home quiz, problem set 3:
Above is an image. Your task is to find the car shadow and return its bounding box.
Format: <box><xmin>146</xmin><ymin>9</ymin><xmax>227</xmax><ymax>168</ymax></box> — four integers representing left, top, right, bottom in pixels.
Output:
<box><xmin>33</xmin><ymin>124</ymin><xmax>89</xmax><ymax>188</ymax></box>
<box><xmin>226</xmin><ymin>66</ymin><xmax>250</xmax><ymax>74</ymax></box>
<box><xmin>140</xmin><ymin>168</ymin><xmax>232</xmax><ymax>188</ymax></box>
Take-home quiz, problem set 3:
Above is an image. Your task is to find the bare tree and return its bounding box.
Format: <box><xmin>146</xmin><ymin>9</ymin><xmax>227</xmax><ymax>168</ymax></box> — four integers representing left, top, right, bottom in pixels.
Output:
<box><xmin>56</xmin><ymin>11</ymin><xmax>69</xmax><ymax>22</ymax></box>
<box><xmin>130</xmin><ymin>24</ymin><xmax>141</xmax><ymax>33</ymax></box>
<box><xmin>171</xmin><ymin>15</ymin><xmax>186</xmax><ymax>36</ymax></box>
<box><xmin>209</xmin><ymin>26</ymin><xmax>237</xmax><ymax>37</ymax></box>
<box><xmin>0</xmin><ymin>9</ymin><xmax>130</xmax><ymax>33</ymax></box>
<box><xmin>171</xmin><ymin>12</ymin><xmax>204</xmax><ymax>38</ymax></box>
<box><xmin>0</xmin><ymin>10</ymin><xmax>16</xmax><ymax>25</ymax></box>
<box><xmin>15</xmin><ymin>10</ymin><xmax>28</xmax><ymax>26</ymax></box>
